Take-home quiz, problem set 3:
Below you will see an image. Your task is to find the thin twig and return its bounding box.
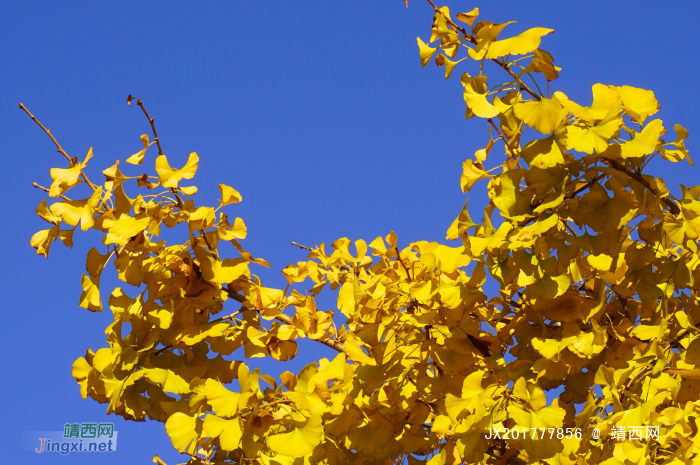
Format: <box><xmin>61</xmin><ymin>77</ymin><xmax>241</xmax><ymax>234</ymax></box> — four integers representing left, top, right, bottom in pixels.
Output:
<box><xmin>562</xmin><ymin>220</ymin><xmax>578</xmax><ymax>237</ymax></box>
<box><xmin>200</xmin><ymin>231</ymin><xmax>219</xmax><ymax>260</ymax></box>
<box><xmin>20</xmin><ymin>103</ymin><xmax>97</xmax><ymax>191</ymax></box>
<box><xmin>423</xmin><ymin>0</ymin><xmax>541</xmax><ymax>101</ymax></box>
<box><xmin>601</xmin><ymin>158</ymin><xmax>680</xmax><ymax>215</ymax></box>
<box><xmin>488</xmin><ymin>118</ymin><xmax>517</xmax><ymax>159</ymax></box>
<box><xmin>291</xmin><ymin>241</ymin><xmax>314</xmax><ymax>251</ymax></box>
<box><xmin>33</xmin><ymin>182</ymin><xmax>71</xmax><ymax>201</ymax></box>
<box><xmin>19</xmin><ymin>103</ymin><xmax>72</xmax><ymax>164</ymax></box>
<box><xmin>567</xmin><ymin>175</ymin><xmax>602</xmax><ymax>199</ymax></box>
<box><xmin>395</xmin><ymin>246</ymin><xmax>413</xmax><ymax>282</ymax></box>
<box><xmin>129</xmin><ymin>95</ymin><xmax>164</xmax><ymax>156</ymax></box>
<box><xmin>128</xmin><ymin>95</ymin><xmax>184</xmax><ymax>208</ymax></box>
<box><xmin>223</xmin><ymin>287</ymin><xmax>348</xmax><ymax>355</ymax></box>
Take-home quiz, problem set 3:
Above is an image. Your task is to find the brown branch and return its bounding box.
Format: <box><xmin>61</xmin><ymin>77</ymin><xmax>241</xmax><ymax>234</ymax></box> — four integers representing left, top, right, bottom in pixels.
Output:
<box><xmin>275</xmin><ymin>311</ymin><xmax>349</xmax><ymax>355</ymax></box>
<box><xmin>224</xmin><ymin>287</ymin><xmax>349</xmax><ymax>355</ymax></box>
<box><xmin>423</xmin><ymin>0</ymin><xmax>541</xmax><ymax>102</ymax></box>
<box><xmin>488</xmin><ymin>118</ymin><xmax>517</xmax><ymax>159</ymax></box>
<box><xmin>601</xmin><ymin>158</ymin><xmax>680</xmax><ymax>215</ymax></box>
<box><xmin>567</xmin><ymin>175</ymin><xmax>602</xmax><ymax>200</ymax></box>
<box><xmin>129</xmin><ymin>95</ymin><xmax>164</xmax><ymax>156</ymax></box>
<box><xmin>128</xmin><ymin>95</ymin><xmax>184</xmax><ymax>208</ymax></box>
<box><xmin>518</xmin><ymin>175</ymin><xmax>603</xmax><ymax>229</ymax></box>
<box><xmin>19</xmin><ymin>103</ymin><xmax>72</xmax><ymax>164</ymax></box>
<box><xmin>395</xmin><ymin>246</ymin><xmax>413</xmax><ymax>282</ymax></box>
<box><xmin>33</xmin><ymin>182</ymin><xmax>71</xmax><ymax>201</ymax></box>
<box><xmin>619</xmin><ymin>364</ymin><xmax>653</xmax><ymax>404</ymax></box>
<box><xmin>562</xmin><ymin>220</ymin><xmax>578</xmax><ymax>237</ymax></box>
<box><xmin>291</xmin><ymin>241</ymin><xmax>314</xmax><ymax>251</ymax></box>
<box><xmin>20</xmin><ymin>103</ymin><xmax>97</xmax><ymax>191</ymax></box>
<box><xmin>200</xmin><ymin>231</ymin><xmax>219</xmax><ymax>260</ymax></box>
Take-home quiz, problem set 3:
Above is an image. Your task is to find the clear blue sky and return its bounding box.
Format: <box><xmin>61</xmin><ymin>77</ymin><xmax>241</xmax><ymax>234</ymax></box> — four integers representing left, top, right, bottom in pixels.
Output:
<box><xmin>2</xmin><ymin>0</ymin><xmax>699</xmax><ymax>463</ymax></box>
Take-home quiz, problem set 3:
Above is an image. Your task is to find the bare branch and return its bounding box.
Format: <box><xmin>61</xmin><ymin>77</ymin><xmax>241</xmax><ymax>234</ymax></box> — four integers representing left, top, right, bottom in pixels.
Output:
<box><xmin>19</xmin><ymin>103</ymin><xmax>72</xmax><ymax>164</ymax></box>
<box><xmin>20</xmin><ymin>103</ymin><xmax>97</xmax><ymax>191</ymax></box>
<box><xmin>33</xmin><ymin>182</ymin><xmax>71</xmax><ymax>201</ymax></box>
<box><xmin>291</xmin><ymin>241</ymin><xmax>314</xmax><ymax>251</ymax></box>
<box><xmin>129</xmin><ymin>95</ymin><xmax>184</xmax><ymax>208</ymax></box>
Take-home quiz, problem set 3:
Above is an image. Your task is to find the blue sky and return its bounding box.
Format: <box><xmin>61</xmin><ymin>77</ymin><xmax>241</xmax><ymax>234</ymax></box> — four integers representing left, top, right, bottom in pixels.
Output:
<box><xmin>2</xmin><ymin>0</ymin><xmax>699</xmax><ymax>463</ymax></box>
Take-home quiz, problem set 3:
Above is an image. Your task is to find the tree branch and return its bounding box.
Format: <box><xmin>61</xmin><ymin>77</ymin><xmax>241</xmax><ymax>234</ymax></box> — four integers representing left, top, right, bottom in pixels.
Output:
<box><xmin>423</xmin><ymin>0</ymin><xmax>541</xmax><ymax>102</ymax></box>
<box><xmin>200</xmin><ymin>231</ymin><xmax>219</xmax><ymax>260</ymax></box>
<box><xmin>20</xmin><ymin>103</ymin><xmax>97</xmax><ymax>191</ymax></box>
<box><xmin>224</xmin><ymin>287</ymin><xmax>349</xmax><ymax>355</ymax></box>
<box><xmin>488</xmin><ymin>118</ymin><xmax>517</xmax><ymax>159</ymax></box>
<box><xmin>33</xmin><ymin>182</ymin><xmax>71</xmax><ymax>201</ymax></box>
<box><xmin>395</xmin><ymin>246</ymin><xmax>413</xmax><ymax>282</ymax></box>
<box><xmin>128</xmin><ymin>95</ymin><xmax>184</xmax><ymax>208</ymax></box>
<box><xmin>601</xmin><ymin>158</ymin><xmax>680</xmax><ymax>215</ymax></box>
<box><xmin>19</xmin><ymin>103</ymin><xmax>72</xmax><ymax>164</ymax></box>
<box><xmin>129</xmin><ymin>95</ymin><xmax>164</xmax><ymax>156</ymax></box>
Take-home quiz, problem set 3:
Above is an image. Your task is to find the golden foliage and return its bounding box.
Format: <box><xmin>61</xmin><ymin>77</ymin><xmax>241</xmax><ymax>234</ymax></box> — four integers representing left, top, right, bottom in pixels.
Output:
<box><xmin>24</xmin><ymin>3</ymin><xmax>700</xmax><ymax>464</ymax></box>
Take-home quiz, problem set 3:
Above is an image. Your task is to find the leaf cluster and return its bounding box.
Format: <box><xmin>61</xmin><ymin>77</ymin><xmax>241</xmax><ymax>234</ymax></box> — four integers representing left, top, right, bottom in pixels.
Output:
<box><xmin>25</xmin><ymin>3</ymin><xmax>700</xmax><ymax>465</ymax></box>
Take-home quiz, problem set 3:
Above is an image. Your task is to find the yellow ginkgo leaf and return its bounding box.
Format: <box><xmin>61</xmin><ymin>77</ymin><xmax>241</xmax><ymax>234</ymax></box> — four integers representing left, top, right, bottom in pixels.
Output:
<box><xmin>189</xmin><ymin>206</ymin><xmax>216</xmax><ymax>231</ymax></box>
<box><xmin>49</xmin><ymin>147</ymin><xmax>92</xmax><ymax>197</ymax></box>
<box><xmin>417</xmin><ymin>37</ymin><xmax>438</xmax><ymax>68</ymax></box>
<box><xmin>205</xmin><ymin>379</ymin><xmax>243</xmax><ymax>417</ymax></box>
<box><xmin>662</xmin><ymin>124</ymin><xmax>692</xmax><ymax>166</ymax></box>
<box><xmin>195</xmin><ymin>247</ymin><xmax>249</xmax><ymax>284</ymax></box>
<box><xmin>36</xmin><ymin>199</ymin><xmax>62</xmax><ymax>225</ymax></box>
<box><xmin>165</xmin><ymin>413</ymin><xmax>199</xmax><ymax>454</ymax></box>
<box><xmin>461</xmin><ymin>159</ymin><xmax>491</xmax><ymax>193</ymax></box>
<box><xmin>50</xmin><ymin>187</ymin><xmax>103</xmax><ymax>231</ymax></box>
<box><xmin>630</xmin><ymin>319</ymin><xmax>667</xmax><ymax>341</ymax></box>
<box><xmin>435</xmin><ymin>54</ymin><xmax>466</xmax><ymax>80</ymax></box>
<box><xmin>155</xmin><ymin>152</ymin><xmax>199</xmax><ymax>188</ymax></box>
<box><xmin>566</xmin><ymin>113</ymin><xmax>621</xmax><ymax>155</ymax></box>
<box><xmin>456</xmin><ymin>8</ymin><xmax>479</xmax><ymax>27</ymax></box>
<box><xmin>445</xmin><ymin>371</ymin><xmax>495</xmax><ymax>421</ymax></box>
<box><xmin>266</xmin><ymin>414</ymin><xmax>323</xmax><ymax>458</ymax></box>
<box><xmin>219</xmin><ymin>184</ymin><xmax>242</xmax><ymax>206</ymax></box>
<box><xmin>485</xmin><ymin>27</ymin><xmax>554</xmax><ymax>59</ymax></box>
<box><xmin>202</xmin><ymin>414</ymin><xmax>242</xmax><ymax>451</ymax></box>
<box><xmin>179</xmin><ymin>185</ymin><xmax>198</xmax><ymax>195</ymax></box>
<box><xmin>620</xmin><ymin>119</ymin><xmax>664</xmax><ymax>159</ymax></box>
<box><xmin>126</xmin><ymin>134</ymin><xmax>150</xmax><ymax>164</ymax></box>
<box><xmin>344</xmin><ymin>332</ymin><xmax>376</xmax><ymax>365</ymax></box>
<box><xmin>664</xmin><ymin>211</ymin><xmax>700</xmax><ymax>244</ymax></box>
<box><xmin>141</xmin><ymin>368</ymin><xmax>191</xmax><ymax>394</ymax></box>
<box><xmin>102</xmin><ymin>161</ymin><xmax>132</xmax><ymax>191</ymax></box>
<box><xmin>176</xmin><ymin>321</ymin><xmax>230</xmax><ymax>345</ymax></box>
<box><xmin>521</xmin><ymin>123</ymin><xmax>567</xmax><ymax>168</ymax></box>
<box><xmin>508</xmin><ymin>405</ymin><xmax>565</xmax><ymax>429</ymax></box>
<box><xmin>513</xmin><ymin>96</ymin><xmax>563</xmax><ymax>134</ymax></box>
<box><xmin>218</xmin><ymin>213</ymin><xmax>247</xmax><ymax>240</ymax></box>
<box><xmin>614</xmin><ymin>85</ymin><xmax>659</xmax><ymax>124</ymax></box>
<box><xmin>446</xmin><ymin>199</ymin><xmax>477</xmax><ymax>240</ymax></box>
<box><xmin>557</xmin><ymin>84</ymin><xmax>620</xmax><ymax>122</ymax></box>
<box><xmin>58</xmin><ymin>229</ymin><xmax>74</xmax><ymax>247</ymax></box>
<box><xmin>86</xmin><ymin>247</ymin><xmax>109</xmax><ymax>277</ymax></box>
<box><xmin>30</xmin><ymin>225</ymin><xmax>60</xmax><ymax>257</ymax></box>
<box><xmin>269</xmin><ymin>340</ymin><xmax>298</xmax><ymax>361</ymax></box>
<box><xmin>462</xmin><ymin>74</ymin><xmax>500</xmax><ymax>118</ymax></box>
<box><xmin>102</xmin><ymin>213</ymin><xmax>150</xmax><ymax>246</ymax></box>
<box><xmin>79</xmin><ymin>273</ymin><xmax>102</xmax><ymax>312</ymax></box>
<box><xmin>474</xmin><ymin>21</ymin><xmax>515</xmax><ymax>44</ymax></box>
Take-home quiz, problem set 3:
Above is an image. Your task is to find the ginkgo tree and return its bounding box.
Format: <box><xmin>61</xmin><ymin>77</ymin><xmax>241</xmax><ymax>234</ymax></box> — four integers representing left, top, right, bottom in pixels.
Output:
<box><xmin>24</xmin><ymin>1</ymin><xmax>700</xmax><ymax>464</ymax></box>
